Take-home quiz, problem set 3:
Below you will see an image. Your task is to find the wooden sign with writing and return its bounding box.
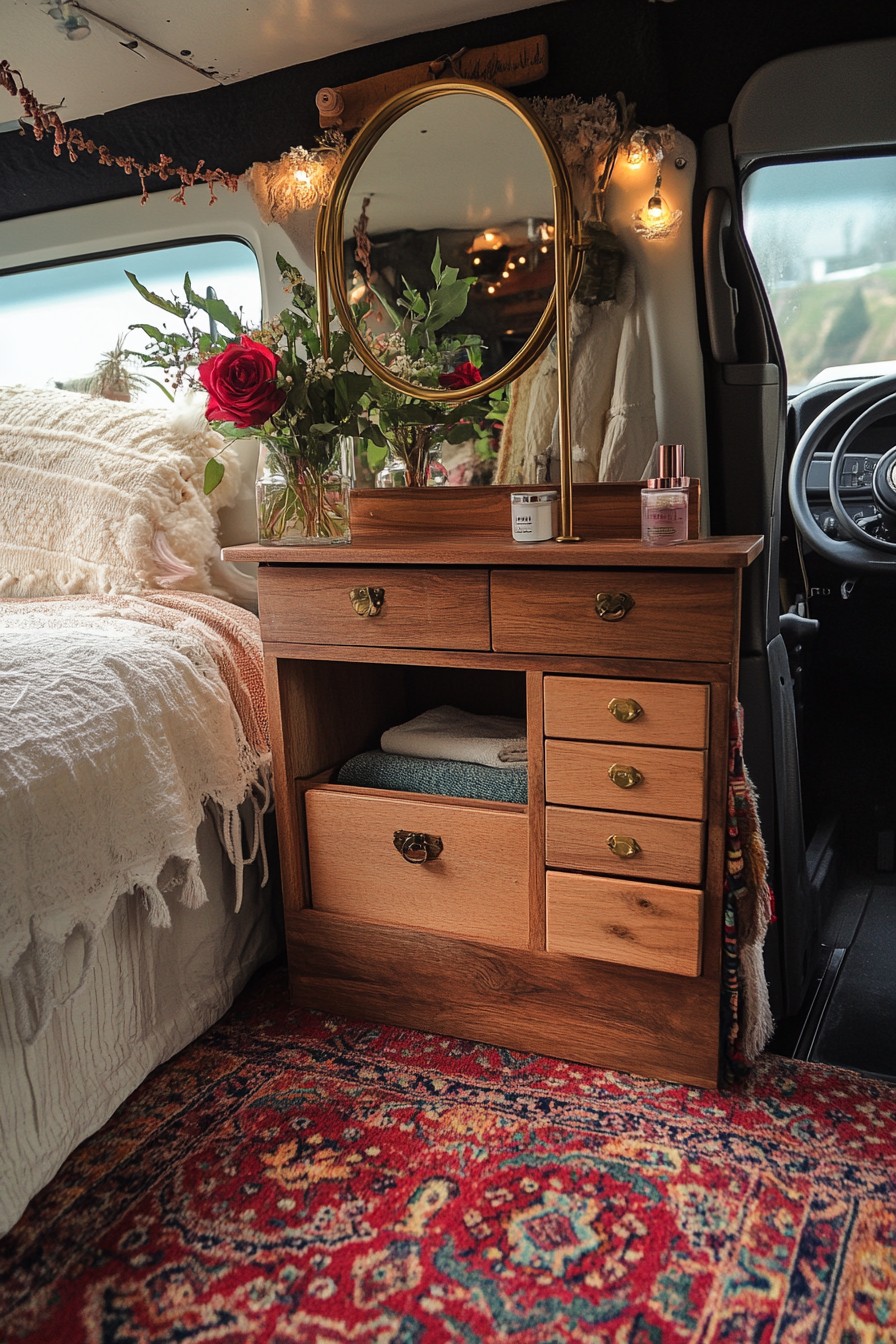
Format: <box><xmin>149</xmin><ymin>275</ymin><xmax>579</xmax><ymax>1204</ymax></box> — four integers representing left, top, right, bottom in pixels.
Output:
<box><xmin>316</xmin><ymin>36</ymin><xmax>549</xmax><ymax>130</ymax></box>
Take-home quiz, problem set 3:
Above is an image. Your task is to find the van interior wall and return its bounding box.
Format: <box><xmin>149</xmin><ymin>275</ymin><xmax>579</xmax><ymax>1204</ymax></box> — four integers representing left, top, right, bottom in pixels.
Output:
<box><xmin>2</xmin><ymin>0</ymin><xmax>895</xmax><ymax>224</ymax></box>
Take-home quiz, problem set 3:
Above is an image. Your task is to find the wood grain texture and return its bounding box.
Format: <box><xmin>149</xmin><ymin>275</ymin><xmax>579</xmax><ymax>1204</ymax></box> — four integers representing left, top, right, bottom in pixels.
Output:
<box><xmin>348</xmin><ymin>482</ymin><xmax>700</xmax><ymax>540</ymax></box>
<box><xmin>491</xmin><ymin>569</ymin><xmax>738</xmax><ymax>663</ymax></box>
<box><xmin>287</xmin><ymin>909</ymin><xmax>721</xmax><ymax>1087</ymax></box>
<box><xmin>526</xmin><ymin>671</ymin><xmax>546</xmax><ymax>951</ymax></box>
<box><xmin>306</xmin><ymin>788</ymin><xmax>529</xmax><ymax>948</ymax></box>
<box><xmin>261</xmin><ymin>641</ymin><xmax>734</xmax><ymax>684</ymax></box>
<box><xmin>545</xmin><ymin>806</ymin><xmax>705</xmax><ymax>885</ymax></box>
<box><xmin>546</xmin><ymin>871</ymin><xmax>704</xmax><ymax>977</ymax></box>
<box><xmin>226</xmin><ymin>534</ymin><xmax>763</xmax><ymax>569</ymax></box>
<box><xmin>543</xmin><ymin>676</ymin><xmax>709</xmax><ymax>749</ymax></box>
<box><xmin>545</xmin><ymin>739</ymin><xmax>707</xmax><ymax>820</ymax></box>
<box><xmin>700</xmin><ymin>678</ymin><xmax>735</xmax><ymax>981</ymax></box>
<box><xmin>317</xmin><ymin>38</ymin><xmax>550</xmax><ymax>130</ymax></box>
<box><xmin>259</xmin><ymin>565</ymin><xmax>491</xmax><ymax>649</ymax></box>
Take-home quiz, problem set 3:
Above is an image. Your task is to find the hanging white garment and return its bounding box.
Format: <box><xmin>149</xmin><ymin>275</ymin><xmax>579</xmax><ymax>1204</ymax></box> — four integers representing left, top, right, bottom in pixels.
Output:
<box><xmin>543</xmin><ymin>262</ymin><xmax>658</xmax><ymax>484</ymax></box>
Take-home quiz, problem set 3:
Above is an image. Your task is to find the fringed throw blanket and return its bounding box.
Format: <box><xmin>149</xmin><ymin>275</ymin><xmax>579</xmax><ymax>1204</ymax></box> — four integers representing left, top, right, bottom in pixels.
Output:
<box><xmin>723</xmin><ymin>702</ymin><xmax>776</xmax><ymax>1079</ymax></box>
<box><xmin>0</xmin><ymin>594</ymin><xmax>271</xmax><ymax>1045</ymax></box>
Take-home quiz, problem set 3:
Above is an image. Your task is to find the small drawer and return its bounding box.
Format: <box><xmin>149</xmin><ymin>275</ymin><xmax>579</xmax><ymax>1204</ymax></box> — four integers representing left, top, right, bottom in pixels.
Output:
<box><xmin>545</xmin><ymin>739</ymin><xmax>706</xmax><ymax>820</ymax></box>
<box><xmin>491</xmin><ymin>568</ymin><xmax>737</xmax><ymax>662</ymax></box>
<box><xmin>546</xmin><ymin>806</ymin><xmax>704</xmax><ymax>885</ymax></box>
<box><xmin>259</xmin><ymin>565</ymin><xmax>491</xmax><ymax>649</ymax></box>
<box><xmin>546</xmin><ymin>870</ymin><xmax>703</xmax><ymax>977</ymax></box>
<box><xmin>544</xmin><ymin>676</ymin><xmax>709</xmax><ymax>749</ymax></box>
<box><xmin>306</xmin><ymin>787</ymin><xmax>528</xmax><ymax>947</ymax></box>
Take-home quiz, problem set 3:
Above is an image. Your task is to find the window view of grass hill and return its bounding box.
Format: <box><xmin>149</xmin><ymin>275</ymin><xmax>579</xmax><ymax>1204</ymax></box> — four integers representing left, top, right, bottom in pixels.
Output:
<box><xmin>769</xmin><ymin>264</ymin><xmax>896</xmax><ymax>389</ymax></box>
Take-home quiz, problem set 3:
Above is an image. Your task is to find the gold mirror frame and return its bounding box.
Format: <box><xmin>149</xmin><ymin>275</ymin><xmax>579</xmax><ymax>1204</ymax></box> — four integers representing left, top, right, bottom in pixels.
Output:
<box><xmin>320</xmin><ymin>78</ymin><xmax>581</xmax><ymax>540</ymax></box>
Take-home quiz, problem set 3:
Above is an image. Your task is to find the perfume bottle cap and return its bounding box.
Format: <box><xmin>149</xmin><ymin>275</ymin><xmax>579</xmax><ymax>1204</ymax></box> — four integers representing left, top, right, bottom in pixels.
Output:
<box><xmin>647</xmin><ymin>443</ymin><xmax>690</xmax><ymax>489</ymax></box>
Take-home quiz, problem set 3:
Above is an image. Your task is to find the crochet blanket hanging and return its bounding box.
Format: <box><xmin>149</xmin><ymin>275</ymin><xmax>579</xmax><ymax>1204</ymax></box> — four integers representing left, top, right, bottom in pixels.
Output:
<box><xmin>0</xmin><ymin>595</ymin><xmax>271</xmax><ymax>1046</ymax></box>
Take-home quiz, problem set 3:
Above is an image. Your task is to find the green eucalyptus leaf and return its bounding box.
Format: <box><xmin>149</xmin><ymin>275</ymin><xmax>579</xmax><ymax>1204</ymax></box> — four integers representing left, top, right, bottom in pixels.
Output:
<box><xmin>203</xmin><ymin>457</ymin><xmax>226</xmax><ymax>494</ymax></box>
<box><xmin>366</xmin><ymin>440</ymin><xmax>389</xmax><ymax>472</ymax></box>
<box><xmin>183</xmin><ymin>273</ymin><xmax>245</xmax><ymax>336</ymax></box>
<box><xmin>126</xmin><ymin>322</ymin><xmax>168</xmax><ymax>342</ymax></box>
<box><xmin>125</xmin><ymin>271</ymin><xmax>189</xmax><ymax>317</ymax></box>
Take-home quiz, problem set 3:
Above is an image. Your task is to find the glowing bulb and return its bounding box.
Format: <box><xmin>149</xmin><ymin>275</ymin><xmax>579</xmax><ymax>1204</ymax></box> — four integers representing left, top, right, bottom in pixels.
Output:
<box><xmin>502</xmin><ymin>270</ymin><xmax>509</xmax><ymax>279</ymax></box>
<box><xmin>540</xmin><ymin>245</ymin><xmax>548</xmax><ymax>254</ymax></box>
<box><xmin>473</xmin><ymin>257</ymin><xmax>481</xmax><ymax>265</ymax></box>
<box><xmin>627</xmin><ymin>144</ymin><xmax>646</xmax><ymax>168</ymax></box>
<box><xmin>518</xmin><ymin>256</ymin><xmax>526</xmax><ymax>264</ymax></box>
<box><xmin>647</xmin><ymin>194</ymin><xmax>666</xmax><ymax>220</ymax></box>
<box><xmin>484</xmin><ymin>232</ymin><xmax>495</xmax><ymax>242</ymax></box>
<box><xmin>507</xmin><ymin>261</ymin><xmax>516</xmax><ymax>270</ymax></box>
<box><xmin>487</xmin><ymin>285</ymin><xmax>496</xmax><ymax>294</ymax></box>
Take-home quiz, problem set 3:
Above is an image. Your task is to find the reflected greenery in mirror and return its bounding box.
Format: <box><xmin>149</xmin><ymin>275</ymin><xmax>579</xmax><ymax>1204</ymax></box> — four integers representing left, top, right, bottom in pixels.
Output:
<box><xmin>323</xmin><ymin>81</ymin><xmax>575</xmax><ymax>488</ymax></box>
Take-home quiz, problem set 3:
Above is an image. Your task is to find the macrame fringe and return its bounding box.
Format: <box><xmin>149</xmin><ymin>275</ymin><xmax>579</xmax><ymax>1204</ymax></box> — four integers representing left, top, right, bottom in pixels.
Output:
<box><xmin>139</xmin><ymin>883</ymin><xmax>172</xmax><ymax>929</ymax></box>
<box><xmin>211</xmin><ymin>761</ymin><xmax>273</xmax><ymax>913</ymax></box>
<box><xmin>179</xmin><ymin>859</ymin><xmax>208</xmax><ymax>911</ymax></box>
<box><xmin>722</xmin><ymin>702</ymin><xmax>776</xmax><ymax>1081</ymax></box>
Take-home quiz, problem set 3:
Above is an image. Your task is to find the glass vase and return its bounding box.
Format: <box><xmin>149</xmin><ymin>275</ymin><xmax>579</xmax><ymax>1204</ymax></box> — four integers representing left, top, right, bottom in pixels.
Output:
<box><xmin>374</xmin><ymin>424</ymin><xmax>448</xmax><ymax>488</ymax></box>
<box><xmin>255</xmin><ymin>435</ymin><xmax>353</xmax><ymax>545</ymax></box>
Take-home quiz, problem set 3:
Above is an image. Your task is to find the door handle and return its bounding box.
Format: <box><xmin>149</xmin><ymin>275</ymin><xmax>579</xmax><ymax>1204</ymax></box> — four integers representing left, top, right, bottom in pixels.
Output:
<box><xmin>703</xmin><ymin>188</ymin><xmax>739</xmax><ymax>364</ymax></box>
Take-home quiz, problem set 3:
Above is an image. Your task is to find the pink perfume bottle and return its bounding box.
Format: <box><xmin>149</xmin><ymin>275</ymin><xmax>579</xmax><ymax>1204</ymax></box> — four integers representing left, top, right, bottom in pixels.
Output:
<box><xmin>641</xmin><ymin>443</ymin><xmax>690</xmax><ymax>546</ymax></box>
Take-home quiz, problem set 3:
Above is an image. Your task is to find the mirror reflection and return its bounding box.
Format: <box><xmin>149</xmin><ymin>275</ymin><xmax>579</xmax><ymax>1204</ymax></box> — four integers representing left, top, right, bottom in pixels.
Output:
<box><xmin>342</xmin><ymin>93</ymin><xmax>557</xmax><ymax>390</ymax></box>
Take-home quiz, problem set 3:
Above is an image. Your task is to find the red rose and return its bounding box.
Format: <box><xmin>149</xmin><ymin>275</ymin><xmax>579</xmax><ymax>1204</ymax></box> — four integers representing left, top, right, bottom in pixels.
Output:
<box><xmin>198</xmin><ymin>336</ymin><xmax>286</xmax><ymax>427</ymax></box>
<box><xmin>438</xmin><ymin>361</ymin><xmax>483</xmax><ymax>391</ymax></box>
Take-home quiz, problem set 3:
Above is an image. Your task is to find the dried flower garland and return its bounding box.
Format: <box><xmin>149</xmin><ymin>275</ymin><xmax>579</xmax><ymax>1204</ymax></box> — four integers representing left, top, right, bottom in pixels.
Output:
<box><xmin>0</xmin><ymin>58</ymin><xmax>239</xmax><ymax>204</ymax></box>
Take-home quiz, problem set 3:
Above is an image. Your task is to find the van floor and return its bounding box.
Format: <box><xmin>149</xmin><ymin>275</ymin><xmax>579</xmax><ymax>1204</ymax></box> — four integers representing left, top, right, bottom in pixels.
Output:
<box><xmin>770</xmin><ymin>871</ymin><xmax>896</xmax><ymax>1084</ymax></box>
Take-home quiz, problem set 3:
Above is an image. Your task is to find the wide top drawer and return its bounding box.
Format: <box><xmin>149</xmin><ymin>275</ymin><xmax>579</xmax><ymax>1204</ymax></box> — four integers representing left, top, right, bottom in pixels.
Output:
<box><xmin>544</xmin><ymin>676</ymin><xmax>709</xmax><ymax>748</ymax></box>
<box><xmin>259</xmin><ymin>565</ymin><xmax>491</xmax><ymax>649</ymax></box>
<box><xmin>491</xmin><ymin>568</ymin><xmax>737</xmax><ymax>662</ymax></box>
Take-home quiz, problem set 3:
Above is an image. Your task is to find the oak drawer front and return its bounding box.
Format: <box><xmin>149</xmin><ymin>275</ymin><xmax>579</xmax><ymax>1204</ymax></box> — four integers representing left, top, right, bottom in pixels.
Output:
<box><xmin>306</xmin><ymin>788</ymin><xmax>528</xmax><ymax>947</ymax></box>
<box><xmin>491</xmin><ymin>569</ymin><xmax>736</xmax><ymax>661</ymax></box>
<box><xmin>543</xmin><ymin>676</ymin><xmax>709</xmax><ymax>749</ymax></box>
<box><xmin>545</xmin><ymin>807</ymin><xmax>704</xmax><ymax>885</ymax></box>
<box><xmin>544</xmin><ymin>739</ymin><xmax>707</xmax><ymax>819</ymax></box>
<box><xmin>259</xmin><ymin>565</ymin><xmax>491</xmax><ymax>649</ymax></box>
<box><xmin>546</xmin><ymin>871</ymin><xmax>703</xmax><ymax>977</ymax></box>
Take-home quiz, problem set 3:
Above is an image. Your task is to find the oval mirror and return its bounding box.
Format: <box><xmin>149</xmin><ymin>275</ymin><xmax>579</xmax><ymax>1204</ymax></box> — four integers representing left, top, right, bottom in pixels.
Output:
<box><xmin>324</xmin><ymin>81</ymin><xmax>574</xmax><ymax>407</ymax></box>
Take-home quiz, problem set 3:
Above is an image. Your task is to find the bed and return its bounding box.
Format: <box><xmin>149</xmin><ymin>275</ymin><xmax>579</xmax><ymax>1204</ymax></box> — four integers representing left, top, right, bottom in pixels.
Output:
<box><xmin>0</xmin><ymin>388</ymin><xmax>277</xmax><ymax>1235</ymax></box>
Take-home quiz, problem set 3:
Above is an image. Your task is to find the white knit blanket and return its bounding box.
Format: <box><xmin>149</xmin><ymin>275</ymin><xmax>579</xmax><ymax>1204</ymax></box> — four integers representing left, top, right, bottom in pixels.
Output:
<box><xmin>0</xmin><ymin>602</ymin><xmax>270</xmax><ymax>1045</ymax></box>
<box><xmin>381</xmin><ymin>705</ymin><xmax>528</xmax><ymax>769</ymax></box>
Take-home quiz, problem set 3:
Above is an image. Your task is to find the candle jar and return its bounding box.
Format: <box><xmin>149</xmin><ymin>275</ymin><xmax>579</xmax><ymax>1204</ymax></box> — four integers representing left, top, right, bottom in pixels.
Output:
<box><xmin>641</xmin><ymin>444</ymin><xmax>689</xmax><ymax>547</ymax></box>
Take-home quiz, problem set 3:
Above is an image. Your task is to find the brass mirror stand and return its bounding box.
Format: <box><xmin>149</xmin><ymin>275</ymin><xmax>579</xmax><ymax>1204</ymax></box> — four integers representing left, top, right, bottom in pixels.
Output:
<box><xmin>318</xmin><ymin>78</ymin><xmax>581</xmax><ymax>541</ymax></box>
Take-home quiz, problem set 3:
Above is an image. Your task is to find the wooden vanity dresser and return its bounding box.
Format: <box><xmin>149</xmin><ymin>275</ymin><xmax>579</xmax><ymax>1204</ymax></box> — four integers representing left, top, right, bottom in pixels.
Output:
<box><xmin>226</xmin><ymin>485</ymin><xmax>762</xmax><ymax>1088</ymax></box>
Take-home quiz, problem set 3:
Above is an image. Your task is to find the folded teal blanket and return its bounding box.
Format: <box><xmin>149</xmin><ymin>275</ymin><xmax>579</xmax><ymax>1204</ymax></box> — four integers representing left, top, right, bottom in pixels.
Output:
<box><xmin>337</xmin><ymin>750</ymin><xmax>528</xmax><ymax>803</ymax></box>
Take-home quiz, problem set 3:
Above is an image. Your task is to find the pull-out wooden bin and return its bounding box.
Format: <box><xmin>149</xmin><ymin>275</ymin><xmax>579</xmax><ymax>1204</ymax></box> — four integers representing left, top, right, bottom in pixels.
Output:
<box><xmin>306</xmin><ymin>786</ymin><xmax>529</xmax><ymax>948</ymax></box>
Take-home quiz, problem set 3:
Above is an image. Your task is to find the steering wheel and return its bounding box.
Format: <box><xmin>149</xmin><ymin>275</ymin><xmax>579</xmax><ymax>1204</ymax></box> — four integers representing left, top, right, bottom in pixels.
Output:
<box><xmin>789</xmin><ymin>371</ymin><xmax>896</xmax><ymax>573</ymax></box>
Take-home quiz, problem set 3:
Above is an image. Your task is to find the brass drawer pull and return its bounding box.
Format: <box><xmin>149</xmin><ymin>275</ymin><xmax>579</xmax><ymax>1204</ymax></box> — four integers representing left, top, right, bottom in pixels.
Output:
<box><xmin>608</xmin><ymin>763</ymin><xmax>644</xmax><ymax>789</ymax></box>
<box><xmin>595</xmin><ymin>591</ymin><xmax>635</xmax><ymax>622</ymax></box>
<box><xmin>607</xmin><ymin>696</ymin><xmax>643</xmax><ymax>723</ymax></box>
<box><xmin>393</xmin><ymin>830</ymin><xmax>443</xmax><ymax>864</ymax></box>
<box><xmin>349</xmin><ymin>585</ymin><xmax>385</xmax><ymax>617</ymax></box>
<box><xmin>607</xmin><ymin>834</ymin><xmax>641</xmax><ymax>858</ymax></box>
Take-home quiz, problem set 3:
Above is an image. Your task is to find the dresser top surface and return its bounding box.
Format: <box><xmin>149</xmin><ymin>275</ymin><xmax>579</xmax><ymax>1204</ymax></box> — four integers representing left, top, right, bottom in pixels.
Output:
<box><xmin>224</xmin><ymin>534</ymin><xmax>764</xmax><ymax>569</ymax></box>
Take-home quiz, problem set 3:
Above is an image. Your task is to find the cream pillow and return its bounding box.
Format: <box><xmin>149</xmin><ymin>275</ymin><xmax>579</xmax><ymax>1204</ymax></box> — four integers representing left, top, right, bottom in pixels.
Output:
<box><xmin>0</xmin><ymin>386</ymin><xmax>246</xmax><ymax>599</ymax></box>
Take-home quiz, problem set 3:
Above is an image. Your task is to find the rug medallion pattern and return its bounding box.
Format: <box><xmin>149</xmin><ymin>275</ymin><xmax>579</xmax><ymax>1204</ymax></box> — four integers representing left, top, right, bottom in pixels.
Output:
<box><xmin>2</xmin><ymin>969</ymin><xmax>895</xmax><ymax>1342</ymax></box>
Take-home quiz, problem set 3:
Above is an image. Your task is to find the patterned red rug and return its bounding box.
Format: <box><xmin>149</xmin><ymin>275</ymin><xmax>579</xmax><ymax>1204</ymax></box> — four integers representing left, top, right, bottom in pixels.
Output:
<box><xmin>3</xmin><ymin>966</ymin><xmax>896</xmax><ymax>1343</ymax></box>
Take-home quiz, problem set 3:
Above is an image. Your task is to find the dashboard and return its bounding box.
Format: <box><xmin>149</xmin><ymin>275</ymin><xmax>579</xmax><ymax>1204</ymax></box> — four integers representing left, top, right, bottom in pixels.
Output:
<box><xmin>805</xmin><ymin>424</ymin><xmax>896</xmax><ymax>542</ymax></box>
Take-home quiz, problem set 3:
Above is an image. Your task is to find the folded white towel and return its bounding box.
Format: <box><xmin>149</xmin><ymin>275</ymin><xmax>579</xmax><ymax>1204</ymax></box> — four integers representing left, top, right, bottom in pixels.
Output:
<box><xmin>380</xmin><ymin>705</ymin><xmax>527</xmax><ymax>770</ymax></box>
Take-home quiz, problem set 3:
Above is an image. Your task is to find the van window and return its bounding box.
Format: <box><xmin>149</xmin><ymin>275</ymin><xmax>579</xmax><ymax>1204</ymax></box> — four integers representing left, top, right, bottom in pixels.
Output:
<box><xmin>0</xmin><ymin>239</ymin><xmax>261</xmax><ymax>404</ymax></box>
<box><xmin>742</xmin><ymin>154</ymin><xmax>896</xmax><ymax>393</ymax></box>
